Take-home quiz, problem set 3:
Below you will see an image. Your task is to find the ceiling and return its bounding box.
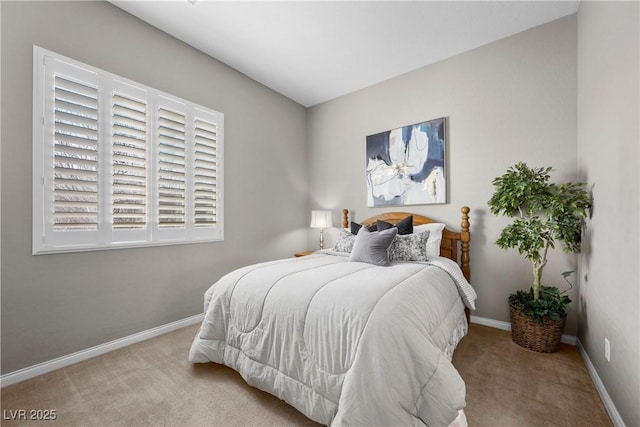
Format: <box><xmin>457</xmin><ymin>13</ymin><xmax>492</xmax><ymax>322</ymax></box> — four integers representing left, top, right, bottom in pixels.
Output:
<box><xmin>110</xmin><ymin>1</ymin><xmax>580</xmax><ymax>107</ymax></box>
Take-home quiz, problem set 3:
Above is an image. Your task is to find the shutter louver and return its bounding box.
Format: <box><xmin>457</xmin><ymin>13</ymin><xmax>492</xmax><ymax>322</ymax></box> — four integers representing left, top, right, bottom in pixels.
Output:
<box><xmin>53</xmin><ymin>76</ymin><xmax>99</xmax><ymax>231</ymax></box>
<box><xmin>194</xmin><ymin>118</ymin><xmax>218</xmax><ymax>226</ymax></box>
<box><xmin>34</xmin><ymin>47</ymin><xmax>224</xmax><ymax>254</ymax></box>
<box><xmin>112</xmin><ymin>94</ymin><xmax>147</xmax><ymax>230</ymax></box>
<box><xmin>158</xmin><ymin>107</ymin><xmax>186</xmax><ymax>228</ymax></box>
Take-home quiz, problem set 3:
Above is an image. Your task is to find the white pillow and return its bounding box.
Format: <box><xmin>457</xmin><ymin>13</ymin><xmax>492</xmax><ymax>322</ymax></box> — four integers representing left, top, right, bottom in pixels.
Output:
<box><xmin>414</xmin><ymin>223</ymin><xmax>446</xmax><ymax>258</ymax></box>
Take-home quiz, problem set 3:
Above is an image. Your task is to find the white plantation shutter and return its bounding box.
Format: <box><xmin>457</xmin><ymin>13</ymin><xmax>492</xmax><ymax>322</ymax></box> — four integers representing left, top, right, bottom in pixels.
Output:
<box><xmin>193</xmin><ymin>113</ymin><xmax>218</xmax><ymax>227</ymax></box>
<box><xmin>157</xmin><ymin>105</ymin><xmax>187</xmax><ymax>229</ymax></box>
<box><xmin>53</xmin><ymin>75</ymin><xmax>100</xmax><ymax>231</ymax></box>
<box><xmin>33</xmin><ymin>47</ymin><xmax>224</xmax><ymax>254</ymax></box>
<box><xmin>112</xmin><ymin>87</ymin><xmax>148</xmax><ymax>230</ymax></box>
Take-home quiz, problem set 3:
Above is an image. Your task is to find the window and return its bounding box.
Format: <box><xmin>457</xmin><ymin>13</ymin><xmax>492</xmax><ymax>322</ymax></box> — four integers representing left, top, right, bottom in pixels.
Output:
<box><xmin>33</xmin><ymin>47</ymin><xmax>224</xmax><ymax>254</ymax></box>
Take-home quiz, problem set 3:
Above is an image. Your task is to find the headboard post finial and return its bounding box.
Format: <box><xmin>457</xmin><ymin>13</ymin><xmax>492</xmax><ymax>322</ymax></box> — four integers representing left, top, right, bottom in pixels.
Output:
<box><xmin>342</xmin><ymin>209</ymin><xmax>349</xmax><ymax>229</ymax></box>
<box><xmin>460</xmin><ymin>206</ymin><xmax>471</xmax><ymax>282</ymax></box>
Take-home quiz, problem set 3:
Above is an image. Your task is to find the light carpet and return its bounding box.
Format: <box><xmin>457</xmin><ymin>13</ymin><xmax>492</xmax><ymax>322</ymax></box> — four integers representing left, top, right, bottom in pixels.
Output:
<box><xmin>1</xmin><ymin>324</ymin><xmax>612</xmax><ymax>426</ymax></box>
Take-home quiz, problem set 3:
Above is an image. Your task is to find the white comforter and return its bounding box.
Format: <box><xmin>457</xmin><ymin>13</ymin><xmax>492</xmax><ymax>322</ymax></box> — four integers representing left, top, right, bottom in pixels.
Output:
<box><xmin>189</xmin><ymin>252</ymin><xmax>477</xmax><ymax>426</ymax></box>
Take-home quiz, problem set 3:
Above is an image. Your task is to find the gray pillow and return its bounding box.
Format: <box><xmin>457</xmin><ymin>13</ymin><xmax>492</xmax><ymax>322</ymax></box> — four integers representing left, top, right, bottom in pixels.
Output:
<box><xmin>349</xmin><ymin>227</ymin><xmax>398</xmax><ymax>266</ymax></box>
<box><xmin>389</xmin><ymin>230</ymin><xmax>430</xmax><ymax>262</ymax></box>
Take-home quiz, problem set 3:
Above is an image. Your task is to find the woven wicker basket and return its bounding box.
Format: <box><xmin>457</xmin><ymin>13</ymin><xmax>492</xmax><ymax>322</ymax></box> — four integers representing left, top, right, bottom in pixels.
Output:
<box><xmin>509</xmin><ymin>303</ymin><xmax>566</xmax><ymax>353</ymax></box>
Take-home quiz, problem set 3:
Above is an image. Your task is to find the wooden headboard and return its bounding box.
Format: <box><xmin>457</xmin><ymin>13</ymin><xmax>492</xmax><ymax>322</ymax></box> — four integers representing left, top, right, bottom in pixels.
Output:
<box><xmin>341</xmin><ymin>206</ymin><xmax>471</xmax><ymax>282</ymax></box>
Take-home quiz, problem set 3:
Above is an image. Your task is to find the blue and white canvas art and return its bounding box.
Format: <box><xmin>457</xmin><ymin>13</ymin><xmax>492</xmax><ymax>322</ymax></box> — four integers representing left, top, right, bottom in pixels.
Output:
<box><xmin>366</xmin><ymin>118</ymin><xmax>446</xmax><ymax>207</ymax></box>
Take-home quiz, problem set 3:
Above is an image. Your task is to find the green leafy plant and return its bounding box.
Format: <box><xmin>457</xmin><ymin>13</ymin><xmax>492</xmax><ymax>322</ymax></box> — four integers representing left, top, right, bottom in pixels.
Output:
<box><xmin>488</xmin><ymin>162</ymin><xmax>590</xmax><ymax>322</ymax></box>
<box><xmin>508</xmin><ymin>286</ymin><xmax>571</xmax><ymax>323</ymax></box>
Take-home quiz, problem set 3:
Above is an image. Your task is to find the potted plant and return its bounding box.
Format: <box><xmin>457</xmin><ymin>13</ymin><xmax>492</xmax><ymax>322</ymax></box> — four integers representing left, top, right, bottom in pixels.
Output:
<box><xmin>488</xmin><ymin>162</ymin><xmax>590</xmax><ymax>352</ymax></box>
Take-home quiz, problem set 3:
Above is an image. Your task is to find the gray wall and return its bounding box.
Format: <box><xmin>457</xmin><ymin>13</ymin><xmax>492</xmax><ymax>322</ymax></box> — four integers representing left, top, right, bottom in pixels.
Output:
<box><xmin>577</xmin><ymin>2</ymin><xmax>639</xmax><ymax>426</ymax></box>
<box><xmin>0</xmin><ymin>1</ymin><xmax>308</xmax><ymax>374</ymax></box>
<box><xmin>3</xmin><ymin>5</ymin><xmax>637</xmax><ymax>424</ymax></box>
<box><xmin>307</xmin><ymin>16</ymin><xmax>580</xmax><ymax>333</ymax></box>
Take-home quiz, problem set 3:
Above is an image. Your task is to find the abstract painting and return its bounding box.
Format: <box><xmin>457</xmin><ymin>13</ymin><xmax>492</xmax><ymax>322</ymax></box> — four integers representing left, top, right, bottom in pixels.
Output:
<box><xmin>366</xmin><ymin>117</ymin><xmax>446</xmax><ymax>207</ymax></box>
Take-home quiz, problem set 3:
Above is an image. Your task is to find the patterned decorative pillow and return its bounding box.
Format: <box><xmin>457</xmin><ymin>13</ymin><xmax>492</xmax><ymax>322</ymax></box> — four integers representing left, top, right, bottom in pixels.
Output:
<box><xmin>333</xmin><ymin>229</ymin><xmax>357</xmax><ymax>253</ymax></box>
<box><xmin>389</xmin><ymin>230</ymin><xmax>431</xmax><ymax>262</ymax></box>
<box><xmin>414</xmin><ymin>223</ymin><xmax>445</xmax><ymax>258</ymax></box>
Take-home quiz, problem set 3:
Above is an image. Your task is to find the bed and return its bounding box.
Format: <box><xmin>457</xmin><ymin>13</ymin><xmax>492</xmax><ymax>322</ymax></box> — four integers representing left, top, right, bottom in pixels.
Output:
<box><xmin>189</xmin><ymin>207</ymin><xmax>476</xmax><ymax>426</ymax></box>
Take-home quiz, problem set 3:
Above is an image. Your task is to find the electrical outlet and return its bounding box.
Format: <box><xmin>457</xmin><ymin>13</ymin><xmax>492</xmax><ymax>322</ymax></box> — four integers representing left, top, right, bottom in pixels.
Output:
<box><xmin>605</xmin><ymin>338</ymin><xmax>611</xmax><ymax>362</ymax></box>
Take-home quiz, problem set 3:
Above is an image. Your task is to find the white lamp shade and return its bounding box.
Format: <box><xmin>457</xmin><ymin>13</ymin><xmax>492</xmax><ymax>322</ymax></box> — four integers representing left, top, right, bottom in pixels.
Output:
<box><xmin>310</xmin><ymin>210</ymin><xmax>333</xmax><ymax>228</ymax></box>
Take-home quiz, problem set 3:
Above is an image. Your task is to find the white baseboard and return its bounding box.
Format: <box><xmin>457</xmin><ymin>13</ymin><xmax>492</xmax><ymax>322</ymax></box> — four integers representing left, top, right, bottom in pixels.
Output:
<box><xmin>0</xmin><ymin>314</ymin><xmax>204</xmax><ymax>388</ymax></box>
<box><xmin>577</xmin><ymin>339</ymin><xmax>626</xmax><ymax>427</ymax></box>
<box><xmin>470</xmin><ymin>315</ymin><xmax>577</xmax><ymax>345</ymax></box>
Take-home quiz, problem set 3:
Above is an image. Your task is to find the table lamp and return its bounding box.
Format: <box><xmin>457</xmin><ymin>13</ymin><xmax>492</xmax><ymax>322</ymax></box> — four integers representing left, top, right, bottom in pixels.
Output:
<box><xmin>310</xmin><ymin>210</ymin><xmax>333</xmax><ymax>249</ymax></box>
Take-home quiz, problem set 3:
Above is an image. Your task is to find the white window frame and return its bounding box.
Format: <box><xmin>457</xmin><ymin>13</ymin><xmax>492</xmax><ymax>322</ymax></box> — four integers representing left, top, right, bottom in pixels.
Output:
<box><xmin>33</xmin><ymin>46</ymin><xmax>224</xmax><ymax>255</ymax></box>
